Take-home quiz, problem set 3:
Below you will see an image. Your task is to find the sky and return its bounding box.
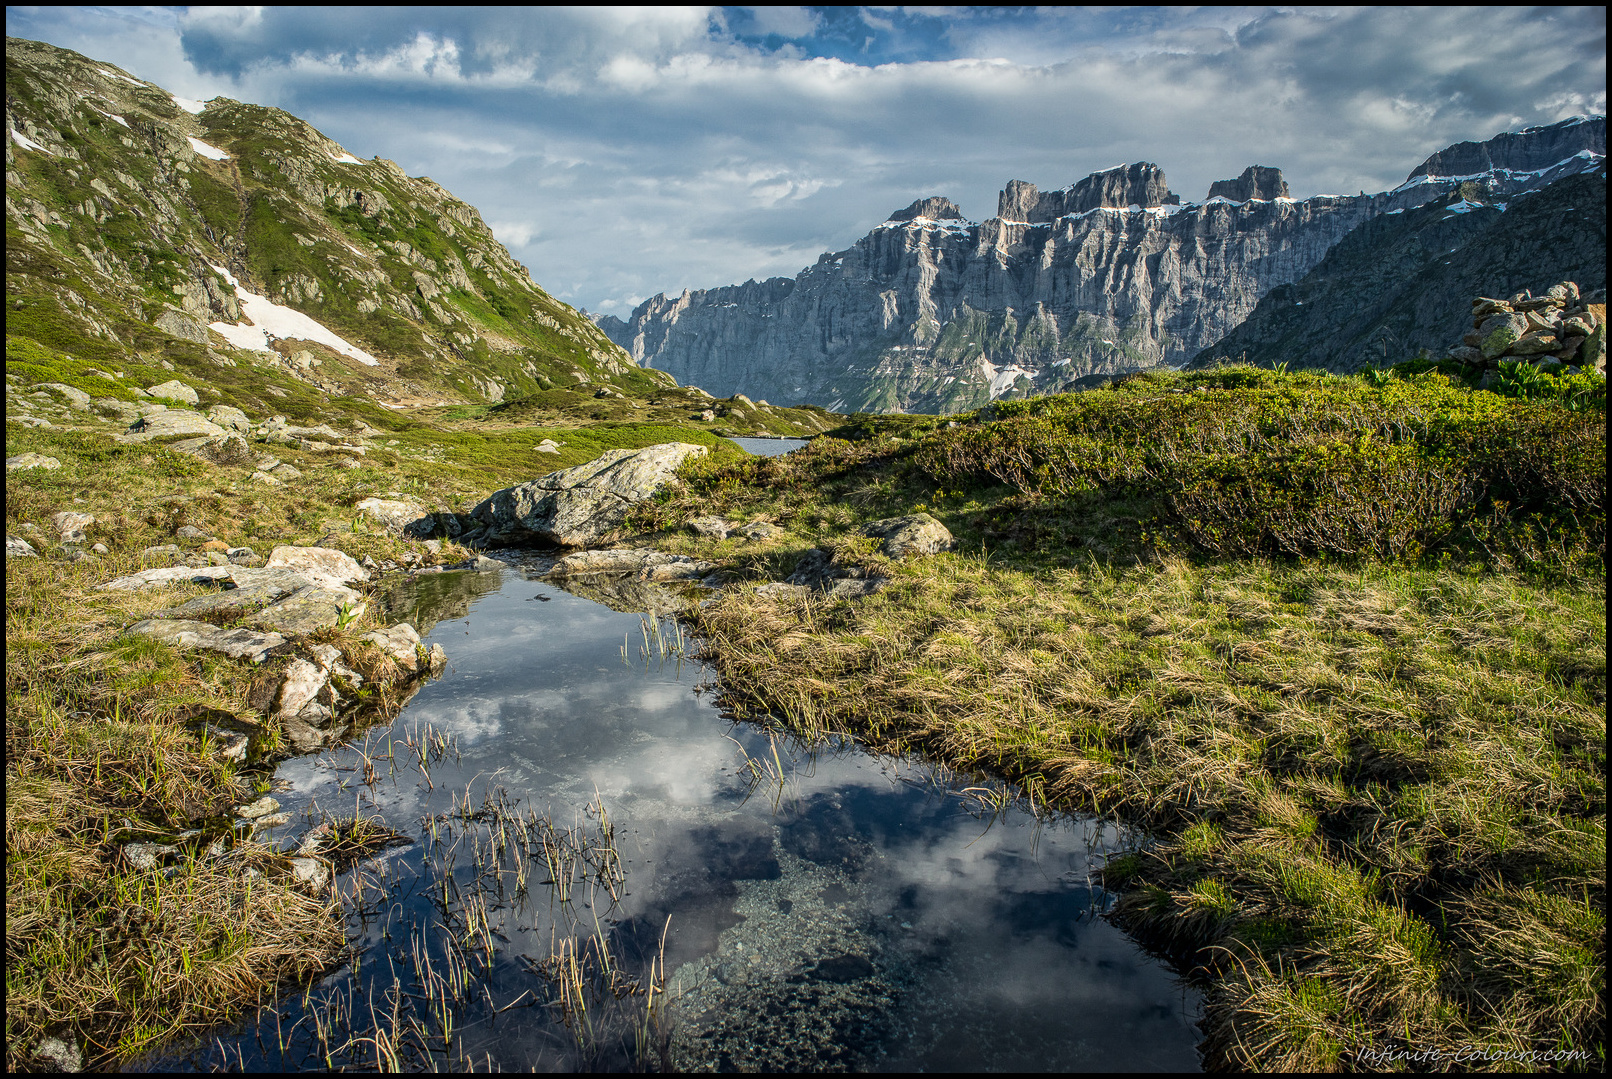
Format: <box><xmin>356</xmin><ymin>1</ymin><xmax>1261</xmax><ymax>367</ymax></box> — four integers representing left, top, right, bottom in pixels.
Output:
<box><xmin>6</xmin><ymin>6</ymin><xmax>1606</xmax><ymax>317</ymax></box>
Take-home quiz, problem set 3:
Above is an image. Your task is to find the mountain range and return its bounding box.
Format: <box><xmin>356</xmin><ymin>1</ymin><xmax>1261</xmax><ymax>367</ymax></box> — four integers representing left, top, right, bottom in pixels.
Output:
<box><xmin>596</xmin><ymin>117</ymin><xmax>1604</xmax><ymax>411</ymax></box>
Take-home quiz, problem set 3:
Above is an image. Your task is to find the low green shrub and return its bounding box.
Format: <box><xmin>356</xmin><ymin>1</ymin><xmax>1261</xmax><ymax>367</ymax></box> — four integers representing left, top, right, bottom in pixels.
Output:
<box><xmin>911</xmin><ymin>368</ymin><xmax>1604</xmax><ymax>568</ymax></box>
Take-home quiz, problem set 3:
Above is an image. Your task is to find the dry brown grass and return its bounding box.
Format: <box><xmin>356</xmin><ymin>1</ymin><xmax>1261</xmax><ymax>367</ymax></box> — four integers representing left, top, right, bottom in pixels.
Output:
<box><xmin>690</xmin><ymin>551</ymin><xmax>1605</xmax><ymax>1069</ymax></box>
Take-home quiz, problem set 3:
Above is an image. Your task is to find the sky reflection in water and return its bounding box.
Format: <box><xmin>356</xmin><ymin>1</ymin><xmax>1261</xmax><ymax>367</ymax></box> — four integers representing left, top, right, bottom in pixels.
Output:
<box><xmin>192</xmin><ymin>561</ymin><xmax>1202</xmax><ymax>1071</ymax></box>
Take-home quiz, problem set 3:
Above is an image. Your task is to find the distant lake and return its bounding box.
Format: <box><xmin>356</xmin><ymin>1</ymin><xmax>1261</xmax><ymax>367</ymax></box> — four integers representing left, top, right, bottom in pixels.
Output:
<box><xmin>729</xmin><ymin>436</ymin><xmax>807</xmax><ymax>456</ymax></box>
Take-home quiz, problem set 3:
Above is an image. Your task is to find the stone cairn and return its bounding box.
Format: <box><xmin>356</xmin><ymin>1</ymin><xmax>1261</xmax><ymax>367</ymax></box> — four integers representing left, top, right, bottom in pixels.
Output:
<box><xmin>1445</xmin><ymin>281</ymin><xmax>1606</xmax><ymax>382</ymax></box>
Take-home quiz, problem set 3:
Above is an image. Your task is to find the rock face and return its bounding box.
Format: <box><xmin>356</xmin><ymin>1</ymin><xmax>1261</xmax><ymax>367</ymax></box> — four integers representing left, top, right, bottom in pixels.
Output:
<box><xmin>1192</xmin><ymin>169</ymin><xmax>1606</xmax><ymax>372</ymax></box>
<box><xmin>1208</xmin><ymin>166</ymin><xmax>1290</xmax><ymax>203</ymax></box>
<box><xmin>599</xmin><ymin>120</ymin><xmax>1604</xmax><ymax>414</ymax></box>
<box><xmin>469</xmin><ymin>443</ymin><xmax>708</xmax><ymax>547</ymax></box>
<box><xmin>998</xmin><ymin>163</ymin><xmax>1177</xmax><ymax>222</ymax></box>
<box><xmin>889</xmin><ymin>197</ymin><xmax>965</xmax><ymax>222</ymax></box>
<box><xmin>1406</xmin><ymin>116</ymin><xmax>1606</xmax><ymax>183</ymax></box>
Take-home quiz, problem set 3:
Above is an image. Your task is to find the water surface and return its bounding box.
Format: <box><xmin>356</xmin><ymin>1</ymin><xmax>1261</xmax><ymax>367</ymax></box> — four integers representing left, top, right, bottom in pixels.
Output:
<box><xmin>149</xmin><ymin>560</ymin><xmax>1201</xmax><ymax>1071</ymax></box>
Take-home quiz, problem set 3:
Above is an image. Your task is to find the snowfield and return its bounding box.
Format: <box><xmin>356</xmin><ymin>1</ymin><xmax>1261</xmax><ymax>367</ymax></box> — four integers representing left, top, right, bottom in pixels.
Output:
<box><xmin>207</xmin><ymin>264</ymin><xmax>380</xmax><ymax>366</ymax></box>
<box><xmin>186</xmin><ymin>136</ymin><xmax>229</xmax><ymax>160</ymax></box>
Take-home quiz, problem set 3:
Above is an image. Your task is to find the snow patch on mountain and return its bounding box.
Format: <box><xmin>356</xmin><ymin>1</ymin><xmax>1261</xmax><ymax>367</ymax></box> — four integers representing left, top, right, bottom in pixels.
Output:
<box><xmin>186</xmin><ymin>136</ymin><xmax>228</xmax><ymax>161</ymax></box>
<box><xmin>10</xmin><ymin>129</ymin><xmax>53</xmax><ymax>154</ymax></box>
<box><xmin>207</xmin><ymin>264</ymin><xmax>380</xmax><ymax>366</ymax></box>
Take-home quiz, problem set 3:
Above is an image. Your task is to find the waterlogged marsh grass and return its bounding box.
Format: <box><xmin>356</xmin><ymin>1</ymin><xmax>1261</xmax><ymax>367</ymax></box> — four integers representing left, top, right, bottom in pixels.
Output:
<box><xmin>639</xmin><ymin>367</ymin><xmax>1606</xmax><ymax>1069</ymax></box>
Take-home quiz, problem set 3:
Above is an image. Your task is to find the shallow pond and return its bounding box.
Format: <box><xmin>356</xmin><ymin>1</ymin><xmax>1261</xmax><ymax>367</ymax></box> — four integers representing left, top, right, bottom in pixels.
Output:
<box><xmin>142</xmin><ymin>559</ymin><xmax>1202</xmax><ymax>1071</ymax></box>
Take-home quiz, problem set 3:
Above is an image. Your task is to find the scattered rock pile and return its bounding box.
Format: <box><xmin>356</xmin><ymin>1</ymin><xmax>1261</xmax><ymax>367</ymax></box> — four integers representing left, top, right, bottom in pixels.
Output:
<box><xmin>1444</xmin><ymin>281</ymin><xmax>1606</xmax><ymax>376</ymax></box>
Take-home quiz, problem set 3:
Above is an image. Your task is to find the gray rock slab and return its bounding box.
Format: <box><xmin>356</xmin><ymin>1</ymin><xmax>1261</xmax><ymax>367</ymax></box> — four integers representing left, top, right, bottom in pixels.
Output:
<box><xmin>8</xmin><ymin>536</ymin><xmax>38</xmax><ymax>558</ymax></box>
<box><xmin>470</xmin><ymin>442</ymin><xmax>708</xmax><ymax>547</ymax></box>
<box><xmin>549</xmin><ymin>547</ymin><xmax>712</xmax><ymax>579</ymax></box>
<box><xmin>6</xmin><ymin>452</ymin><xmax>60</xmax><ymax>471</ymax></box>
<box><xmin>99</xmin><ymin>565</ymin><xmax>235</xmax><ymax>591</ymax></box>
<box><xmin>355</xmin><ymin>497</ymin><xmax>430</xmax><ymax>534</ymax></box>
<box><xmin>249</xmin><ymin>586</ymin><xmax>362</xmax><ymax>636</ymax></box>
<box><xmin>168</xmin><ymin>433</ymin><xmax>255</xmax><ymax>466</ymax></box>
<box><xmin>265</xmin><ymin>545</ymin><xmax>368</xmax><ymax>590</ymax></box>
<box><xmin>146</xmin><ymin>379</ymin><xmax>200</xmax><ymax>405</ymax></box>
<box><xmin>151</xmin><ymin>581</ymin><xmax>292</xmax><ymax>620</ymax></box>
<box><xmin>206</xmin><ymin>405</ymin><xmax>252</xmax><ymax>432</ymax></box>
<box><xmin>126</xmin><ymin>410</ymin><xmax>225</xmax><ymax>441</ymax></box>
<box><xmin>124</xmin><ymin>618</ymin><xmax>287</xmax><ymax>663</ymax></box>
<box><xmin>38</xmin><ymin>382</ymin><xmax>91</xmax><ymax>409</ymax></box>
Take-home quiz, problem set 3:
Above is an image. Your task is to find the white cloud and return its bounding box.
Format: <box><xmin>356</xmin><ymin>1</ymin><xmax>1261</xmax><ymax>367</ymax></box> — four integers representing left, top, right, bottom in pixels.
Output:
<box><xmin>6</xmin><ymin>6</ymin><xmax>1604</xmax><ymax>320</ymax></box>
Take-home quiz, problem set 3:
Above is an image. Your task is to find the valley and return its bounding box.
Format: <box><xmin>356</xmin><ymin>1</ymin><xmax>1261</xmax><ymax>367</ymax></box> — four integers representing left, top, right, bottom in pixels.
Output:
<box><xmin>6</xmin><ymin>33</ymin><xmax>1606</xmax><ymax>1075</ymax></box>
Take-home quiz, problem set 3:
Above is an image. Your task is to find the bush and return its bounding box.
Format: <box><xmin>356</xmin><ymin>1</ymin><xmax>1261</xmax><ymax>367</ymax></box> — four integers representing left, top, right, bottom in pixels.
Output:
<box><xmin>910</xmin><ymin>368</ymin><xmax>1604</xmax><ymax>567</ymax></box>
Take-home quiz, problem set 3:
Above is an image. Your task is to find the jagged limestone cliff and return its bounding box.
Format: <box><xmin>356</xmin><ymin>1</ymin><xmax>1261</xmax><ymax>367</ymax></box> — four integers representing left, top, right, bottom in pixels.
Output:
<box><xmin>1193</xmin><ymin>120</ymin><xmax>1607</xmax><ymax>373</ymax></box>
<box><xmin>600</xmin><ymin>118</ymin><xmax>1605</xmax><ymax>414</ymax></box>
<box><xmin>1191</xmin><ymin>169</ymin><xmax>1608</xmax><ymax>373</ymax></box>
<box><xmin>5</xmin><ymin>36</ymin><xmax>665</xmax><ymax>410</ymax></box>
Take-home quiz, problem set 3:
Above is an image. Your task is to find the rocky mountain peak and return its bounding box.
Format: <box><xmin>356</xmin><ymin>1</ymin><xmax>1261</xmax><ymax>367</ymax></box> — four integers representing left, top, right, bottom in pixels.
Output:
<box><xmin>996</xmin><ymin>163</ymin><xmax>1175</xmax><ymax>222</ymax></box>
<box><xmin>888</xmin><ymin>196</ymin><xmax>965</xmax><ymax>222</ymax></box>
<box><xmin>1208</xmin><ymin>165</ymin><xmax>1290</xmax><ymax>202</ymax></box>
<box><xmin>1407</xmin><ymin>115</ymin><xmax>1606</xmax><ymax>181</ymax></box>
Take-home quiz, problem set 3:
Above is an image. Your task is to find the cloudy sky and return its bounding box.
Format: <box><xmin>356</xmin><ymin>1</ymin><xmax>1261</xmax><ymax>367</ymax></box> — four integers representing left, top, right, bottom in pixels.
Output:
<box><xmin>7</xmin><ymin>6</ymin><xmax>1606</xmax><ymax>316</ymax></box>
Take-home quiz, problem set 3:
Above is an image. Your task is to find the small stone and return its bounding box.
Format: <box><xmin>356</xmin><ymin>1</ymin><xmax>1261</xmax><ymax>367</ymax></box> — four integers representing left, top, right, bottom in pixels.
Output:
<box><xmin>360</xmin><ymin>623</ymin><xmax>424</xmax><ymax>668</ymax></box>
<box><xmin>687</xmin><ymin>516</ymin><xmax>732</xmax><ymax>539</ymax></box>
<box><xmin>6</xmin><ymin>452</ymin><xmax>61</xmax><ymax>471</ymax></box>
<box><xmin>33</xmin><ymin>1034</ymin><xmax>83</xmax><ymax>1073</ymax></box>
<box><xmin>146</xmin><ymin>379</ymin><xmax>200</xmax><ymax>405</ymax></box>
<box><xmin>253</xmin><ymin>812</ymin><xmax>292</xmax><ymax>829</ymax></box>
<box><xmin>269</xmin><ymin>463</ymin><xmax>302</xmax><ymax>481</ymax></box>
<box><xmin>251</xmin><ymin>470</ymin><xmax>284</xmax><ymax>486</ymax></box>
<box><xmin>234</xmin><ymin>796</ymin><xmax>282</xmax><ymax>819</ymax></box>
<box><xmin>862</xmin><ymin>513</ymin><xmax>954</xmax><ymax>558</ymax></box>
<box><xmin>274</xmin><ymin>658</ymin><xmax>329</xmax><ymax>718</ymax></box>
<box><xmin>91</xmin><ymin>543</ymin><xmax>109</xmax><ymax>554</ymax></box>
<box><xmin>50</xmin><ymin>511</ymin><xmax>96</xmax><ymax>543</ymax></box>
<box><xmin>287</xmin><ymin>856</ymin><xmax>331</xmax><ymax>892</ymax></box>
<box><xmin>176</xmin><ymin>524</ymin><xmax>210</xmax><ymax>540</ymax></box>
<box><xmin>123</xmin><ymin>842</ymin><xmax>176</xmax><ymax>871</ymax></box>
<box><xmin>8</xmin><ymin>536</ymin><xmax>39</xmax><ymax>558</ymax></box>
<box><xmin>198</xmin><ymin>724</ymin><xmax>250</xmax><ymax>762</ymax></box>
